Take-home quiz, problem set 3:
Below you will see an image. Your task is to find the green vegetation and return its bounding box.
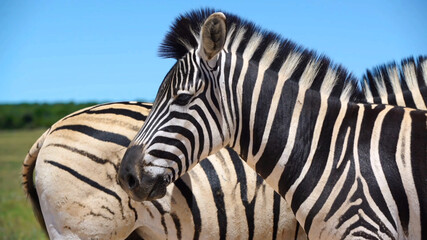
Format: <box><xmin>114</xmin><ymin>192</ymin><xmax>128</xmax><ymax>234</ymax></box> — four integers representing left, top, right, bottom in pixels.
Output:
<box><xmin>0</xmin><ymin>129</ymin><xmax>48</xmax><ymax>240</ymax></box>
<box><xmin>0</xmin><ymin>102</ymin><xmax>97</xmax><ymax>129</ymax></box>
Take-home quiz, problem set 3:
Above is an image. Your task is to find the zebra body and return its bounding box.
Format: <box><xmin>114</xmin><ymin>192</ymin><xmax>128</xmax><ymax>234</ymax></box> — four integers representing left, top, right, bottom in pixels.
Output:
<box><xmin>118</xmin><ymin>9</ymin><xmax>427</xmax><ymax>240</ymax></box>
<box><xmin>22</xmin><ymin>101</ymin><xmax>306</xmax><ymax>239</ymax></box>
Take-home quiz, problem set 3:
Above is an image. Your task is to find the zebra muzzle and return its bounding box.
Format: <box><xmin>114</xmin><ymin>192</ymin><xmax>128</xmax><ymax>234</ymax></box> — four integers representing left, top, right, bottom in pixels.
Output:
<box><xmin>118</xmin><ymin>145</ymin><xmax>168</xmax><ymax>201</ymax></box>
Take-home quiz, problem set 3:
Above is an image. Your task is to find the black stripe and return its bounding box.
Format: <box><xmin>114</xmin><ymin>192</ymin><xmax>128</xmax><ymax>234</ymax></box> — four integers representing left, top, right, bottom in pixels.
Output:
<box><xmin>239</xmin><ymin>57</ymin><xmax>259</xmax><ymax>160</ymax></box>
<box><xmin>400</xmin><ymin>81</ymin><xmax>417</xmax><ymax>109</ymax></box>
<box><xmin>272</xmin><ymin>192</ymin><xmax>281</xmax><ymax>240</ymax></box>
<box><xmin>298</xmin><ymin>99</ymin><xmax>344</xmax><ymax>232</ymax></box>
<box><xmin>294</xmin><ymin>223</ymin><xmax>300</xmax><ymax>240</ymax></box>
<box><xmin>200</xmin><ymin>159</ymin><xmax>227</xmax><ymax>240</ymax></box>
<box><xmin>420</xmin><ymin>87</ymin><xmax>427</xmax><ymax>107</ymax></box>
<box><xmin>174</xmin><ymin>178</ymin><xmax>201</xmax><ymax>240</ymax></box>
<box><xmin>46</xmin><ymin>143</ymin><xmax>117</xmax><ymax>169</ymax></box>
<box><xmin>44</xmin><ymin>160</ymin><xmax>121</xmax><ymax>203</ymax></box>
<box><xmin>230</xmin><ymin>54</ymin><xmax>244</xmax><ymax>148</ymax></box>
<box><xmin>357</xmin><ymin>105</ymin><xmax>397</xmax><ymax>230</ymax></box>
<box><xmin>199</xmin><ymin>70</ymin><xmax>226</xmax><ymax>143</ymax></box>
<box><xmin>84</xmin><ymin>108</ymin><xmax>147</xmax><ymax>121</ymax></box>
<box><xmin>62</xmin><ymin>102</ymin><xmax>151</xmax><ymax>122</ymax></box>
<box><xmin>160</xmin><ymin>125</ymin><xmax>195</xmax><ymax>171</ymax></box>
<box><xmin>51</xmin><ymin>124</ymin><xmax>131</xmax><ymax>147</ymax></box>
<box><xmin>415</xmin><ymin>57</ymin><xmax>426</xmax><ymax>88</ymax></box>
<box><xmin>127</xmin><ymin>198</ymin><xmax>138</xmax><ymax>222</ymax></box>
<box><xmin>189</xmin><ymin>104</ymin><xmax>213</xmax><ymax>155</ymax></box>
<box><xmin>288</xmin><ymin>90</ymin><xmax>323</xmax><ymax>214</ymax></box>
<box><xmin>289</xmin><ymin>51</ymin><xmax>310</xmax><ymax>84</ymax></box>
<box><xmin>338</xmin><ymin>178</ymin><xmax>394</xmax><ymax>239</ymax></box>
<box><xmin>61</xmin><ymin>103</ymin><xmax>109</xmax><ymax>121</ymax></box>
<box><xmin>148</xmin><ymin>150</ymin><xmax>182</xmax><ymax>180</ymax></box>
<box><xmin>343</xmin><ymin>217</ymin><xmax>382</xmax><ymax>240</ymax></box>
<box><xmin>222</xmin><ymin>54</ymin><xmax>235</xmax><ymax>140</ymax></box>
<box><xmin>318</xmin><ymin>103</ymin><xmax>357</xmax><ymax>224</ymax></box>
<box><xmin>101</xmin><ymin>205</ymin><xmax>115</xmax><ymax>215</ymax></box>
<box><xmin>88</xmin><ymin>210</ymin><xmax>112</xmax><ymax>220</ymax></box>
<box><xmin>324</xmin><ymin>158</ymin><xmax>356</xmax><ymax>222</ymax></box>
<box><xmin>170</xmin><ymin>213</ymin><xmax>182</xmax><ymax>240</ymax></box>
<box><xmin>351</xmin><ymin>231</ymin><xmax>379</xmax><ymax>240</ymax></box>
<box><xmin>256</xmin><ymin>80</ymin><xmax>298</xmax><ymax>179</ymax></box>
<box><xmin>278</xmin><ymin>89</ymin><xmax>320</xmax><ymax>198</ymax></box>
<box><xmin>149</xmin><ymin>136</ymin><xmax>188</xmax><ymax>172</ymax></box>
<box><xmin>152</xmin><ymin>200</ymin><xmax>168</xmax><ymax>236</ymax></box>
<box><xmin>410</xmin><ymin>110</ymin><xmax>427</xmax><ymax>239</ymax></box>
<box><xmin>379</xmin><ymin>108</ymin><xmax>408</xmax><ymax>234</ymax></box>
<box><xmin>252</xmin><ymin>69</ymin><xmax>279</xmax><ymax>155</ymax></box>
<box><xmin>227</xmin><ymin>148</ymin><xmax>255</xmax><ymax>240</ymax></box>
<box><xmin>168</xmin><ymin>112</ymin><xmax>205</xmax><ymax>161</ymax></box>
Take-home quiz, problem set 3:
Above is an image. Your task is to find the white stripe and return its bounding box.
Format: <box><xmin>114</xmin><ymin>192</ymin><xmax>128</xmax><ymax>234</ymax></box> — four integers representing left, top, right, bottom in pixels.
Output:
<box><xmin>336</xmin><ymin>127</ymin><xmax>351</xmax><ymax>168</ymax></box>
<box><xmin>247</xmin><ymin>42</ymin><xmax>280</xmax><ymax>160</ymax></box>
<box><xmin>292</xmin><ymin>100</ymin><xmax>347</xmax><ymax>230</ymax></box>
<box><xmin>363</xmin><ymin>78</ymin><xmax>374</xmax><ymax>103</ymax></box>
<box><xmin>219</xmin><ymin>52</ymin><xmax>233</xmax><ymax>141</ymax></box>
<box><xmin>421</xmin><ymin>58</ymin><xmax>427</xmax><ymax>85</ymax></box>
<box><xmin>288</xmin><ymin>96</ymin><xmax>328</xmax><ymax>228</ymax></box>
<box><xmin>234</xmin><ymin>31</ymin><xmax>262</xmax><ymax>152</ymax></box>
<box><xmin>404</xmin><ymin>63</ymin><xmax>425</xmax><ymax>109</ymax></box>
<box><xmin>247</xmin><ymin>51</ymin><xmax>301</xmax><ymax>173</ymax></box>
<box><xmin>310</xmin><ymin>160</ymin><xmax>351</xmax><ymax>239</ymax></box>
<box><xmin>320</xmin><ymin>68</ymin><xmax>338</xmax><ymax>96</ymax></box>
<box><xmin>373</xmin><ymin>73</ymin><xmax>388</xmax><ymax>104</ymax></box>
<box><xmin>264</xmin><ymin>86</ymin><xmax>305</xmax><ymax>190</ymax></box>
<box><xmin>396</xmin><ymin>109</ymin><xmax>421</xmax><ymax>239</ymax></box>
<box><xmin>340</xmin><ymin>82</ymin><xmax>354</xmax><ymax>103</ymax></box>
<box><xmin>224</xmin><ymin>24</ymin><xmax>236</xmax><ymax>51</ymax></box>
<box><xmin>226</xmin><ymin>27</ymin><xmax>246</xmax><ymax>149</ymax></box>
<box><xmin>369</xmin><ymin>105</ymin><xmax>401</xmax><ymax>231</ymax></box>
<box><xmin>387</xmin><ymin>66</ymin><xmax>406</xmax><ymax>107</ymax></box>
<box><xmin>299</xmin><ymin>60</ymin><xmax>319</xmax><ymax>90</ymax></box>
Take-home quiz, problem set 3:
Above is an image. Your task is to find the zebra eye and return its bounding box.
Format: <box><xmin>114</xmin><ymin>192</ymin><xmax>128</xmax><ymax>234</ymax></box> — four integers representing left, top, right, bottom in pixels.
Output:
<box><xmin>174</xmin><ymin>93</ymin><xmax>193</xmax><ymax>106</ymax></box>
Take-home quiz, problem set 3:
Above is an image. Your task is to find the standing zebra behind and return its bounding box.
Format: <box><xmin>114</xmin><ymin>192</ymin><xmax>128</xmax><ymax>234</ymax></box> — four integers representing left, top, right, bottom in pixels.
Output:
<box><xmin>118</xmin><ymin>9</ymin><xmax>427</xmax><ymax>240</ymax></box>
<box><xmin>22</xmin><ymin>102</ymin><xmax>306</xmax><ymax>239</ymax></box>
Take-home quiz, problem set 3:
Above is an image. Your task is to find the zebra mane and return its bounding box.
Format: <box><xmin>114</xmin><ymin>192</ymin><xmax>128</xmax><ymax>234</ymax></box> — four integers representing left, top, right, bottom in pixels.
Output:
<box><xmin>361</xmin><ymin>56</ymin><xmax>427</xmax><ymax>106</ymax></box>
<box><xmin>159</xmin><ymin>8</ymin><xmax>361</xmax><ymax>102</ymax></box>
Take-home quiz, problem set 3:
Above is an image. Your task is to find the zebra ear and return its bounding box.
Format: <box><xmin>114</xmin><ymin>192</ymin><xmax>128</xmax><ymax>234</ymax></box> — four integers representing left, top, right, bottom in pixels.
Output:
<box><xmin>199</xmin><ymin>12</ymin><xmax>227</xmax><ymax>61</ymax></box>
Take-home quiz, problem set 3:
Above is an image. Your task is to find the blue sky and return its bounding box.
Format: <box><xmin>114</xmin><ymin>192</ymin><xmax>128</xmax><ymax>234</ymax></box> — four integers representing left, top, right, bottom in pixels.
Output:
<box><xmin>1</xmin><ymin>1</ymin><xmax>426</xmax><ymax>103</ymax></box>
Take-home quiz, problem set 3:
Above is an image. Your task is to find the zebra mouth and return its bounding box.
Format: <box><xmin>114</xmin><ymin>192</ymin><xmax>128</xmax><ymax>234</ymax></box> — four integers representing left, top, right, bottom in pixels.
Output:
<box><xmin>126</xmin><ymin>172</ymin><xmax>169</xmax><ymax>202</ymax></box>
<box><xmin>146</xmin><ymin>178</ymin><xmax>168</xmax><ymax>200</ymax></box>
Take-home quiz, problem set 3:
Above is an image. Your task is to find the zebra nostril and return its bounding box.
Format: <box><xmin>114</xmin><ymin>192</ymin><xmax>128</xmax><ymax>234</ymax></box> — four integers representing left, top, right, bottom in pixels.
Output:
<box><xmin>127</xmin><ymin>174</ymin><xmax>138</xmax><ymax>189</ymax></box>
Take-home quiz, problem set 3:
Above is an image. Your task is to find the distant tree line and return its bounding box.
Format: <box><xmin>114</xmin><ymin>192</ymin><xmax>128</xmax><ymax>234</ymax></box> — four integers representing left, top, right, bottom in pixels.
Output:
<box><xmin>0</xmin><ymin>102</ymin><xmax>98</xmax><ymax>129</ymax></box>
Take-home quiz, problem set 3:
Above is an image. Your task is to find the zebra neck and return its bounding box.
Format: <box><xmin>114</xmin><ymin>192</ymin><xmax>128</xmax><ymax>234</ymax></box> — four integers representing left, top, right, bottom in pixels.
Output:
<box><xmin>225</xmin><ymin>66</ymin><xmax>348</xmax><ymax>190</ymax></box>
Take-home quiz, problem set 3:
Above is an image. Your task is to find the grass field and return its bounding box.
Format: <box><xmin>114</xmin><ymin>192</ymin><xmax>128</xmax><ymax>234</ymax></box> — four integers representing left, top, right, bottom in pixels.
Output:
<box><xmin>0</xmin><ymin>129</ymin><xmax>48</xmax><ymax>240</ymax></box>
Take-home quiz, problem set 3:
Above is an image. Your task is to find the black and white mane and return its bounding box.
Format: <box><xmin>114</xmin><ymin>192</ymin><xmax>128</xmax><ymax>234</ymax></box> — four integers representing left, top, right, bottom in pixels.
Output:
<box><xmin>159</xmin><ymin>8</ymin><xmax>361</xmax><ymax>102</ymax></box>
<box><xmin>158</xmin><ymin>8</ymin><xmax>427</xmax><ymax>106</ymax></box>
<box><xmin>362</xmin><ymin>56</ymin><xmax>427</xmax><ymax>107</ymax></box>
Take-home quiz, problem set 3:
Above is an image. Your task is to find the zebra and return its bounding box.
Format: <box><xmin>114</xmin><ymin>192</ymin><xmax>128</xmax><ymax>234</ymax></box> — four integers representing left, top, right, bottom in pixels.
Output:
<box><xmin>22</xmin><ymin>101</ymin><xmax>307</xmax><ymax>240</ymax></box>
<box><xmin>20</xmin><ymin>59</ymin><xmax>421</xmax><ymax>240</ymax></box>
<box><xmin>118</xmin><ymin>9</ymin><xmax>427</xmax><ymax>240</ymax></box>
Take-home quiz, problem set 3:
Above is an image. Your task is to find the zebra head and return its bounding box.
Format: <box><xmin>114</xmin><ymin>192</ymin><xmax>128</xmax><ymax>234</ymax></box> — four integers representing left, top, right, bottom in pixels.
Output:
<box><xmin>119</xmin><ymin>11</ymin><xmax>232</xmax><ymax>201</ymax></box>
